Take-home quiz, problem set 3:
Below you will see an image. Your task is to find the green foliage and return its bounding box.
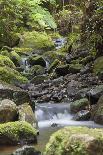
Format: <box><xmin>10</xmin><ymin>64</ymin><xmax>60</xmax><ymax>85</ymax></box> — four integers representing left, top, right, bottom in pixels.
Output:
<box><xmin>0</xmin><ymin>55</ymin><xmax>15</xmax><ymax>68</ymax></box>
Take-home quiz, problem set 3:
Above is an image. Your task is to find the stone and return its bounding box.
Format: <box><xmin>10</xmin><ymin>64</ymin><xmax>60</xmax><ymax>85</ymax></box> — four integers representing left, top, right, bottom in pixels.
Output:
<box><xmin>45</xmin><ymin>127</ymin><xmax>103</xmax><ymax>155</ymax></box>
<box><xmin>93</xmin><ymin>56</ymin><xmax>103</xmax><ymax>74</ymax></box>
<box><xmin>55</xmin><ymin>64</ymin><xmax>69</xmax><ymax>76</ymax></box>
<box><xmin>12</xmin><ymin>145</ymin><xmax>41</xmax><ymax>155</ymax></box>
<box><xmin>0</xmin><ymin>99</ymin><xmax>17</xmax><ymax>123</ymax></box>
<box><xmin>29</xmin><ymin>65</ymin><xmax>45</xmax><ymax>76</ymax></box>
<box><xmin>30</xmin><ymin>75</ymin><xmax>48</xmax><ymax>85</ymax></box>
<box><xmin>86</xmin><ymin>85</ymin><xmax>103</xmax><ymax>105</ymax></box>
<box><xmin>0</xmin><ymin>121</ymin><xmax>37</xmax><ymax>145</ymax></box>
<box><xmin>18</xmin><ymin>103</ymin><xmax>37</xmax><ymax>128</ymax></box>
<box><xmin>28</xmin><ymin>56</ymin><xmax>46</xmax><ymax>67</ymax></box>
<box><xmin>93</xmin><ymin>95</ymin><xmax>103</xmax><ymax>125</ymax></box>
<box><xmin>73</xmin><ymin>110</ymin><xmax>91</xmax><ymax>121</ymax></box>
<box><xmin>70</xmin><ymin>98</ymin><xmax>89</xmax><ymax>113</ymax></box>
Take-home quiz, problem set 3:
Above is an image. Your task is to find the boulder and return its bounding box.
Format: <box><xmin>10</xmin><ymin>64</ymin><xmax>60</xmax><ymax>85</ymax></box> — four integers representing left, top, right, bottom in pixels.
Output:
<box><xmin>69</xmin><ymin>63</ymin><xmax>83</xmax><ymax>74</ymax></box>
<box><xmin>30</xmin><ymin>75</ymin><xmax>48</xmax><ymax>85</ymax></box>
<box><xmin>12</xmin><ymin>145</ymin><xmax>41</xmax><ymax>155</ymax></box>
<box><xmin>28</xmin><ymin>56</ymin><xmax>46</xmax><ymax>67</ymax></box>
<box><xmin>73</xmin><ymin>110</ymin><xmax>91</xmax><ymax>121</ymax></box>
<box><xmin>29</xmin><ymin>65</ymin><xmax>45</xmax><ymax>76</ymax></box>
<box><xmin>18</xmin><ymin>103</ymin><xmax>37</xmax><ymax>128</ymax></box>
<box><xmin>93</xmin><ymin>95</ymin><xmax>103</xmax><ymax>125</ymax></box>
<box><xmin>86</xmin><ymin>85</ymin><xmax>103</xmax><ymax>105</ymax></box>
<box><xmin>70</xmin><ymin>98</ymin><xmax>89</xmax><ymax>113</ymax></box>
<box><xmin>0</xmin><ymin>99</ymin><xmax>17</xmax><ymax>123</ymax></box>
<box><xmin>45</xmin><ymin>127</ymin><xmax>103</xmax><ymax>155</ymax></box>
<box><xmin>55</xmin><ymin>64</ymin><xmax>69</xmax><ymax>76</ymax></box>
<box><xmin>48</xmin><ymin>59</ymin><xmax>60</xmax><ymax>73</ymax></box>
<box><xmin>93</xmin><ymin>56</ymin><xmax>103</xmax><ymax>74</ymax></box>
<box><xmin>0</xmin><ymin>121</ymin><xmax>37</xmax><ymax>145</ymax></box>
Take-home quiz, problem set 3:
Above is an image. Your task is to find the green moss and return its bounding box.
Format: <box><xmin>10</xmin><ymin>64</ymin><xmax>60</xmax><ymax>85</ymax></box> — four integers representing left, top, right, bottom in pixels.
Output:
<box><xmin>0</xmin><ymin>50</ymin><xmax>10</xmax><ymax>57</ymax></box>
<box><xmin>48</xmin><ymin>59</ymin><xmax>60</xmax><ymax>73</ymax></box>
<box><xmin>0</xmin><ymin>121</ymin><xmax>37</xmax><ymax>144</ymax></box>
<box><xmin>44</xmin><ymin>127</ymin><xmax>103</xmax><ymax>155</ymax></box>
<box><xmin>0</xmin><ymin>55</ymin><xmax>15</xmax><ymax>68</ymax></box>
<box><xmin>70</xmin><ymin>98</ymin><xmax>89</xmax><ymax>113</ymax></box>
<box><xmin>19</xmin><ymin>31</ymin><xmax>54</xmax><ymax>50</ymax></box>
<box><xmin>69</xmin><ymin>63</ymin><xmax>83</xmax><ymax>71</ymax></box>
<box><xmin>0</xmin><ymin>66</ymin><xmax>28</xmax><ymax>84</ymax></box>
<box><xmin>93</xmin><ymin>56</ymin><xmax>103</xmax><ymax>74</ymax></box>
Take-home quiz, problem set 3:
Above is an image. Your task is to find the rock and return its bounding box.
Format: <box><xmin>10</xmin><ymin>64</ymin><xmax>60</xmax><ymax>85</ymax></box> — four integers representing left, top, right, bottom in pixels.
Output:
<box><xmin>0</xmin><ymin>82</ymin><xmax>31</xmax><ymax>105</ymax></box>
<box><xmin>73</xmin><ymin>110</ymin><xmax>91</xmax><ymax>121</ymax></box>
<box><xmin>12</xmin><ymin>145</ymin><xmax>41</xmax><ymax>155</ymax></box>
<box><xmin>69</xmin><ymin>63</ymin><xmax>83</xmax><ymax>74</ymax></box>
<box><xmin>0</xmin><ymin>99</ymin><xmax>17</xmax><ymax>123</ymax></box>
<box><xmin>45</xmin><ymin>127</ymin><xmax>103</xmax><ymax>155</ymax></box>
<box><xmin>93</xmin><ymin>95</ymin><xmax>103</xmax><ymax>125</ymax></box>
<box><xmin>0</xmin><ymin>121</ymin><xmax>37</xmax><ymax>145</ymax></box>
<box><xmin>86</xmin><ymin>85</ymin><xmax>103</xmax><ymax>105</ymax></box>
<box><xmin>30</xmin><ymin>75</ymin><xmax>48</xmax><ymax>85</ymax></box>
<box><xmin>48</xmin><ymin>59</ymin><xmax>60</xmax><ymax>73</ymax></box>
<box><xmin>93</xmin><ymin>56</ymin><xmax>103</xmax><ymax>75</ymax></box>
<box><xmin>28</xmin><ymin>56</ymin><xmax>46</xmax><ymax>67</ymax></box>
<box><xmin>70</xmin><ymin>98</ymin><xmax>89</xmax><ymax>113</ymax></box>
<box><xmin>10</xmin><ymin>51</ymin><xmax>22</xmax><ymax>67</ymax></box>
<box><xmin>55</xmin><ymin>64</ymin><xmax>69</xmax><ymax>76</ymax></box>
<box><xmin>29</xmin><ymin>65</ymin><xmax>45</xmax><ymax>76</ymax></box>
<box><xmin>18</xmin><ymin>103</ymin><xmax>37</xmax><ymax>128</ymax></box>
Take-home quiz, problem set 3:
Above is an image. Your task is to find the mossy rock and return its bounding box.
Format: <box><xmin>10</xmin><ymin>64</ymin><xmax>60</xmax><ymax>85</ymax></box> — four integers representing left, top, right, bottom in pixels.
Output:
<box><xmin>0</xmin><ymin>121</ymin><xmax>37</xmax><ymax>145</ymax></box>
<box><xmin>10</xmin><ymin>51</ymin><xmax>22</xmax><ymax>67</ymax></box>
<box><xmin>44</xmin><ymin>127</ymin><xmax>103</xmax><ymax>155</ymax></box>
<box><xmin>19</xmin><ymin>31</ymin><xmax>54</xmax><ymax>50</ymax></box>
<box><xmin>70</xmin><ymin>98</ymin><xmax>89</xmax><ymax>113</ymax></box>
<box><xmin>29</xmin><ymin>65</ymin><xmax>45</xmax><ymax>76</ymax></box>
<box><xmin>28</xmin><ymin>56</ymin><xmax>46</xmax><ymax>67</ymax></box>
<box><xmin>93</xmin><ymin>95</ymin><xmax>103</xmax><ymax>125</ymax></box>
<box><xmin>55</xmin><ymin>64</ymin><xmax>69</xmax><ymax>76</ymax></box>
<box><xmin>0</xmin><ymin>66</ymin><xmax>28</xmax><ymax>84</ymax></box>
<box><xmin>0</xmin><ymin>55</ymin><xmax>15</xmax><ymax>68</ymax></box>
<box><xmin>48</xmin><ymin>59</ymin><xmax>60</xmax><ymax>73</ymax></box>
<box><xmin>0</xmin><ymin>50</ymin><xmax>10</xmax><ymax>57</ymax></box>
<box><xmin>31</xmin><ymin>75</ymin><xmax>48</xmax><ymax>85</ymax></box>
<box><xmin>93</xmin><ymin>56</ymin><xmax>103</xmax><ymax>74</ymax></box>
<box><xmin>69</xmin><ymin>63</ymin><xmax>83</xmax><ymax>73</ymax></box>
<box><xmin>13</xmin><ymin>47</ymin><xmax>33</xmax><ymax>56</ymax></box>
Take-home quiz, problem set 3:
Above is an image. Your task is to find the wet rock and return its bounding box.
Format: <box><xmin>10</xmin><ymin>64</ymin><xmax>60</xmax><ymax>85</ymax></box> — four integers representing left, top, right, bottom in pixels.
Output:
<box><xmin>86</xmin><ymin>85</ymin><xmax>103</xmax><ymax>105</ymax></box>
<box><xmin>70</xmin><ymin>98</ymin><xmax>89</xmax><ymax>113</ymax></box>
<box><xmin>12</xmin><ymin>145</ymin><xmax>41</xmax><ymax>155</ymax></box>
<box><xmin>28</xmin><ymin>56</ymin><xmax>46</xmax><ymax>67</ymax></box>
<box><xmin>48</xmin><ymin>59</ymin><xmax>60</xmax><ymax>73</ymax></box>
<box><xmin>18</xmin><ymin>103</ymin><xmax>37</xmax><ymax>128</ymax></box>
<box><xmin>69</xmin><ymin>63</ymin><xmax>83</xmax><ymax>74</ymax></box>
<box><xmin>29</xmin><ymin>65</ymin><xmax>45</xmax><ymax>76</ymax></box>
<box><xmin>93</xmin><ymin>95</ymin><xmax>103</xmax><ymax>125</ymax></box>
<box><xmin>73</xmin><ymin>110</ymin><xmax>91</xmax><ymax>121</ymax></box>
<box><xmin>0</xmin><ymin>99</ymin><xmax>17</xmax><ymax>123</ymax></box>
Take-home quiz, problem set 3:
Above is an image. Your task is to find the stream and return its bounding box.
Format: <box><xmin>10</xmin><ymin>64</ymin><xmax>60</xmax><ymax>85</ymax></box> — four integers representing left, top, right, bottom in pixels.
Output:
<box><xmin>0</xmin><ymin>103</ymin><xmax>103</xmax><ymax>155</ymax></box>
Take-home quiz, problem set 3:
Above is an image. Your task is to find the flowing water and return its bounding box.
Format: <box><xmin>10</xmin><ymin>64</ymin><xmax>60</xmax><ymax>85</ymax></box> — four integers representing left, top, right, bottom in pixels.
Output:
<box><xmin>1</xmin><ymin>103</ymin><xmax>103</xmax><ymax>155</ymax></box>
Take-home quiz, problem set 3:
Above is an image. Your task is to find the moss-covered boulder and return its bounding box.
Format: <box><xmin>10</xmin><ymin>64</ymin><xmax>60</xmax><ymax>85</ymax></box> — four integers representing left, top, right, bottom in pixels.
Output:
<box><xmin>0</xmin><ymin>99</ymin><xmax>17</xmax><ymax>123</ymax></box>
<box><xmin>93</xmin><ymin>56</ymin><xmax>103</xmax><ymax>74</ymax></box>
<box><xmin>19</xmin><ymin>31</ymin><xmax>54</xmax><ymax>51</ymax></box>
<box><xmin>0</xmin><ymin>55</ymin><xmax>15</xmax><ymax>68</ymax></box>
<box><xmin>31</xmin><ymin>75</ymin><xmax>48</xmax><ymax>85</ymax></box>
<box><xmin>13</xmin><ymin>47</ymin><xmax>33</xmax><ymax>55</ymax></box>
<box><xmin>28</xmin><ymin>56</ymin><xmax>46</xmax><ymax>67</ymax></box>
<box><xmin>0</xmin><ymin>121</ymin><xmax>37</xmax><ymax>145</ymax></box>
<box><xmin>10</xmin><ymin>51</ymin><xmax>22</xmax><ymax>67</ymax></box>
<box><xmin>0</xmin><ymin>66</ymin><xmax>28</xmax><ymax>84</ymax></box>
<box><xmin>69</xmin><ymin>63</ymin><xmax>83</xmax><ymax>74</ymax></box>
<box><xmin>70</xmin><ymin>98</ymin><xmax>89</xmax><ymax>113</ymax></box>
<box><xmin>29</xmin><ymin>65</ymin><xmax>45</xmax><ymax>76</ymax></box>
<box><xmin>48</xmin><ymin>59</ymin><xmax>60</xmax><ymax>73</ymax></box>
<box><xmin>44</xmin><ymin>127</ymin><xmax>103</xmax><ymax>155</ymax></box>
<box><xmin>93</xmin><ymin>95</ymin><xmax>103</xmax><ymax>125</ymax></box>
<box><xmin>18</xmin><ymin>103</ymin><xmax>37</xmax><ymax>128</ymax></box>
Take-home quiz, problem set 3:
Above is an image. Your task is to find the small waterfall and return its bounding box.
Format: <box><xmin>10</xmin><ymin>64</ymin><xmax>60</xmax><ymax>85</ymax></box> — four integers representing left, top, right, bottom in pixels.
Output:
<box><xmin>53</xmin><ymin>38</ymin><xmax>67</xmax><ymax>49</ymax></box>
<box><xmin>21</xmin><ymin>57</ymin><xmax>30</xmax><ymax>73</ymax></box>
<box><xmin>35</xmin><ymin>103</ymin><xmax>103</xmax><ymax>128</ymax></box>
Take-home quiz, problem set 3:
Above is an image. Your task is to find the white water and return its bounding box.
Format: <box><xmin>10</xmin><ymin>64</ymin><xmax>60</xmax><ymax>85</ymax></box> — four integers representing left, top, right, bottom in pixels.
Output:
<box><xmin>21</xmin><ymin>57</ymin><xmax>30</xmax><ymax>73</ymax></box>
<box><xmin>35</xmin><ymin>103</ymin><xmax>103</xmax><ymax>128</ymax></box>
